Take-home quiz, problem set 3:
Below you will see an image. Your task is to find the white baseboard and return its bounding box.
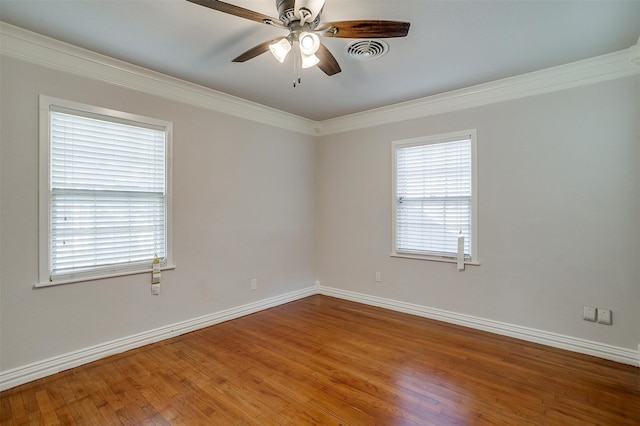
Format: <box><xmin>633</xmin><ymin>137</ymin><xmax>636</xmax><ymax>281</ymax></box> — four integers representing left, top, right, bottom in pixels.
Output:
<box><xmin>318</xmin><ymin>285</ymin><xmax>640</xmax><ymax>367</ymax></box>
<box><xmin>0</xmin><ymin>286</ymin><xmax>316</xmax><ymax>391</ymax></box>
<box><xmin>2</xmin><ymin>284</ymin><xmax>637</xmax><ymax>391</ymax></box>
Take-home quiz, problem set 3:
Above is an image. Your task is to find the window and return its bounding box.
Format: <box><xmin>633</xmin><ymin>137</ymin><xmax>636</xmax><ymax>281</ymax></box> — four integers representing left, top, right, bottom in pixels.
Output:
<box><xmin>38</xmin><ymin>96</ymin><xmax>173</xmax><ymax>286</ymax></box>
<box><xmin>392</xmin><ymin>130</ymin><xmax>478</xmax><ymax>264</ymax></box>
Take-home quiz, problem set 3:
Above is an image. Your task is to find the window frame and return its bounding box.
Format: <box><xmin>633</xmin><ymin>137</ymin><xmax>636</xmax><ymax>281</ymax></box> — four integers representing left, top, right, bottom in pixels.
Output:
<box><xmin>38</xmin><ymin>95</ymin><xmax>174</xmax><ymax>287</ymax></box>
<box><xmin>391</xmin><ymin>129</ymin><xmax>479</xmax><ymax>265</ymax></box>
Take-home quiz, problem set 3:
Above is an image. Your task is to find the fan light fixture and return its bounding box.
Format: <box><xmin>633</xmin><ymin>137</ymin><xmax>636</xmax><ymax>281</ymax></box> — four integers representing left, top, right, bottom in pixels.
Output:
<box><xmin>299</xmin><ymin>31</ymin><xmax>320</xmax><ymax>69</ymax></box>
<box><xmin>301</xmin><ymin>53</ymin><xmax>320</xmax><ymax>68</ymax></box>
<box><xmin>269</xmin><ymin>31</ymin><xmax>320</xmax><ymax>71</ymax></box>
<box><xmin>299</xmin><ymin>32</ymin><xmax>320</xmax><ymax>55</ymax></box>
<box><xmin>269</xmin><ymin>38</ymin><xmax>292</xmax><ymax>63</ymax></box>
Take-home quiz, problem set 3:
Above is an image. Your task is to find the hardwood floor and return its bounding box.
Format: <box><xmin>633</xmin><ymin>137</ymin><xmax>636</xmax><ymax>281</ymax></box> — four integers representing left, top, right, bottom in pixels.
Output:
<box><xmin>1</xmin><ymin>295</ymin><xmax>638</xmax><ymax>425</ymax></box>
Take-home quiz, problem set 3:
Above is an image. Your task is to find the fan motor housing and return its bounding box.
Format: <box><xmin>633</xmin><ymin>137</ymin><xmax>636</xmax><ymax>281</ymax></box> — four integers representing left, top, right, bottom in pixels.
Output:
<box><xmin>276</xmin><ymin>0</ymin><xmax>321</xmax><ymax>27</ymax></box>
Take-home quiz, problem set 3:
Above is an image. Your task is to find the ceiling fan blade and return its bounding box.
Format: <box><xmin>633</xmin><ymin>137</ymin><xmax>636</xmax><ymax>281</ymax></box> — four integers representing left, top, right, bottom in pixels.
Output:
<box><xmin>186</xmin><ymin>0</ymin><xmax>283</xmax><ymax>25</ymax></box>
<box><xmin>319</xmin><ymin>20</ymin><xmax>410</xmax><ymax>38</ymax></box>
<box><xmin>232</xmin><ymin>38</ymin><xmax>282</xmax><ymax>62</ymax></box>
<box><xmin>315</xmin><ymin>43</ymin><xmax>341</xmax><ymax>76</ymax></box>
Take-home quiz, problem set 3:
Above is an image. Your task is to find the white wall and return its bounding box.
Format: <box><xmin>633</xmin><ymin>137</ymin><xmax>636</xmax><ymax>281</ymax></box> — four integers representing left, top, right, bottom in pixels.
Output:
<box><xmin>1</xmin><ymin>38</ymin><xmax>638</xmax><ymax>384</ymax></box>
<box><xmin>0</xmin><ymin>56</ymin><xmax>317</xmax><ymax>372</ymax></box>
<box><xmin>316</xmin><ymin>76</ymin><xmax>640</xmax><ymax>351</ymax></box>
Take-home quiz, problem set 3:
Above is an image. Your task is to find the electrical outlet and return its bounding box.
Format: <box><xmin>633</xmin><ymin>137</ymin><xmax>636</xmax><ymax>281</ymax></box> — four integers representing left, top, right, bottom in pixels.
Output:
<box><xmin>597</xmin><ymin>308</ymin><xmax>612</xmax><ymax>325</ymax></box>
<box><xmin>251</xmin><ymin>278</ymin><xmax>257</xmax><ymax>290</ymax></box>
<box><xmin>582</xmin><ymin>306</ymin><xmax>597</xmax><ymax>322</ymax></box>
<box><xmin>375</xmin><ymin>272</ymin><xmax>381</xmax><ymax>282</ymax></box>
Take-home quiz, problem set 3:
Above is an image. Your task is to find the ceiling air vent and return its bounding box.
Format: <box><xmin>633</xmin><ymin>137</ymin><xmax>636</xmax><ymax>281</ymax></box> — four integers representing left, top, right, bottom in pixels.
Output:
<box><xmin>344</xmin><ymin>40</ymin><xmax>389</xmax><ymax>61</ymax></box>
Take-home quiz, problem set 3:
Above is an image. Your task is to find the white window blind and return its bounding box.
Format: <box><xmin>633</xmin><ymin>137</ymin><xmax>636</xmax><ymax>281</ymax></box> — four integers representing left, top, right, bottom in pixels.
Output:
<box><xmin>48</xmin><ymin>107</ymin><xmax>168</xmax><ymax>282</ymax></box>
<box><xmin>393</xmin><ymin>132</ymin><xmax>476</xmax><ymax>261</ymax></box>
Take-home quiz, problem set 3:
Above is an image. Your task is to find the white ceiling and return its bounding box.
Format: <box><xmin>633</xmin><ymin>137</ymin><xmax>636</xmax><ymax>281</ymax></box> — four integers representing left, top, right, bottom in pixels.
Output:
<box><xmin>1</xmin><ymin>0</ymin><xmax>639</xmax><ymax>121</ymax></box>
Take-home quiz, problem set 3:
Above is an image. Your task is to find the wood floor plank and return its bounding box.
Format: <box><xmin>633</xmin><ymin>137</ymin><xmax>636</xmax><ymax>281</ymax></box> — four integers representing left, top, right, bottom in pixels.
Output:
<box><xmin>1</xmin><ymin>295</ymin><xmax>638</xmax><ymax>425</ymax></box>
<box><xmin>33</xmin><ymin>390</ymin><xmax>59</xmax><ymax>426</ymax></box>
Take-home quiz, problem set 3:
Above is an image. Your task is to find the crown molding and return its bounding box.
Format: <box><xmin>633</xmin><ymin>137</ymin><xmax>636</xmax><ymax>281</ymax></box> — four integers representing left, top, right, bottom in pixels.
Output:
<box><xmin>316</xmin><ymin>48</ymin><xmax>640</xmax><ymax>136</ymax></box>
<box><xmin>0</xmin><ymin>22</ymin><xmax>319</xmax><ymax>136</ymax></box>
<box><xmin>1</xmin><ymin>22</ymin><xmax>638</xmax><ymax>138</ymax></box>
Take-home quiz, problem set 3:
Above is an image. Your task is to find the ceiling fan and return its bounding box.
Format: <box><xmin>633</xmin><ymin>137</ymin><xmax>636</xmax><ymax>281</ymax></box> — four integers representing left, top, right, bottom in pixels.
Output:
<box><xmin>186</xmin><ymin>0</ymin><xmax>410</xmax><ymax>86</ymax></box>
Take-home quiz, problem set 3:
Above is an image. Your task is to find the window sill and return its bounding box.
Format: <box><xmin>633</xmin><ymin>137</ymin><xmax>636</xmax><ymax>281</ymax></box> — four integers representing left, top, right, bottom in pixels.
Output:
<box><xmin>390</xmin><ymin>252</ymin><xmax>480</xmax><ymax>266</ymax></box>
<box><xmin>34</xmin><ymin>264</ymin><xmax>177</xmax><ymax>288</ymax></box>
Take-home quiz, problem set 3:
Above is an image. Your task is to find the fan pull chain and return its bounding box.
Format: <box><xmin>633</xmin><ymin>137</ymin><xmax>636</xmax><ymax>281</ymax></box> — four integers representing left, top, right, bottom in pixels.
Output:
<box><xmin>293</xmin><ymin>42</ymin><xmax>302</xmax><ymax>87</ymax></box>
